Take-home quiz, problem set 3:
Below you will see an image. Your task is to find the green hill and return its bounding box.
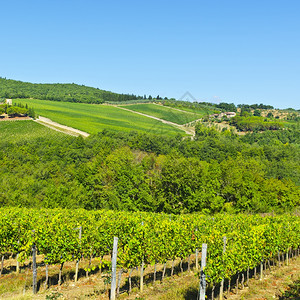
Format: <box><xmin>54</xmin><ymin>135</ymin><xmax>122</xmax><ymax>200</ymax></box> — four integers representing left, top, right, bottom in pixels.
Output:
<box><xmin>0</xmin><ymin>77</ymin><xmax>142</xmax><ymax>104</ymax></box>
<box><xmin>121</xmin><ymin>103</ymin><xmax>204</xmax><ymax>124</ymax></box>
<box><xmin>13</xmin><ymin>98</ymin><xmax>185</xmax><ymax>135</ymax></box>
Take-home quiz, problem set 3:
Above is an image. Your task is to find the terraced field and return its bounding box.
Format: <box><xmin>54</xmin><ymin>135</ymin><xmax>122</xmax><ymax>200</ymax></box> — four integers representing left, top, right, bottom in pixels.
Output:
<box><xmin>121</xmin><ymin>103</ymin><xmax>203</xmax><ymax>124</ymax></box>
<box><xmin>13</xmin><ymin>99</ymin><xmax>185</xmax><ymax>136</ymax></box>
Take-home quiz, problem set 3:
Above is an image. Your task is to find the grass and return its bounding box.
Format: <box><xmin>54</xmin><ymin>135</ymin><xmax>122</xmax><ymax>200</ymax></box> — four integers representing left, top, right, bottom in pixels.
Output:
<box><xmin>0</xmin><ymin>120</ymin><xmax>69</xmax><ymax>144</ymax></box>
<box><xmin>13</xmin><ymin>99</ymin><xmax>185</xmax><ymax>136</ymax></box>
<box><xmin>121</xmin><ymin>103</ymin><xmax>203</xmax><ymax>124</ymax></box>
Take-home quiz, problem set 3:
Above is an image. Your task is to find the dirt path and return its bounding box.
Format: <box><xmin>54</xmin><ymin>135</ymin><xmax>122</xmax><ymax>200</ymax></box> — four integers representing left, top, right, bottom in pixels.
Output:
<box><xmin>35</xmin><ymin>116</ymin><xmax>90</xmax><ymax>138</ymax></box>
<box><xmin>116</xmin><ymin>106</ymin><xmax>195</xmax><ymax>136</ymax></box>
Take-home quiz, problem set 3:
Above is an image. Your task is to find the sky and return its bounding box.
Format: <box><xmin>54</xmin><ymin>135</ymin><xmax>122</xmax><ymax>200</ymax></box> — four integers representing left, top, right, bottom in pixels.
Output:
<box><xmin>1</xmin><ymin>0</ymin><xmax>299</xmax><ymax>109</ymax></box>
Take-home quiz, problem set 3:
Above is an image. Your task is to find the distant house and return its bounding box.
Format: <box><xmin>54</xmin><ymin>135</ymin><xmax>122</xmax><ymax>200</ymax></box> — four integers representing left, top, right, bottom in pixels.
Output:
<box><xmin>209</xmin><ymin>111</ymin><xmax>236</xmax><ymax>119</ymax></box>
<box><xmin>5</xmin><ymin>99</ymin><xmax>12</xmax><ymax>105</ymax></box>
<box><xmin>225</xmin><ymin>112</ymin><xmax>236</xmax><ymax>118</ymax></box>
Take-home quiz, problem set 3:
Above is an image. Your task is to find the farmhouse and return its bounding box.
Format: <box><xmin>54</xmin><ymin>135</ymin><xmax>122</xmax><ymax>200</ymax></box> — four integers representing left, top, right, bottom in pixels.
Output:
<box><xmin>5</xmin><ymin>99</ymin><xmax>12</xmax><ymax>105</ymax></box>
<box><xmin>225</xmin><ymin>112</ymin><xmax>236</xmax><ymax>117</ymax></box>
<box><xmin>209</xmin><ymin>111</ymin><xmax>236</xmax><ymax>119</ymax></box>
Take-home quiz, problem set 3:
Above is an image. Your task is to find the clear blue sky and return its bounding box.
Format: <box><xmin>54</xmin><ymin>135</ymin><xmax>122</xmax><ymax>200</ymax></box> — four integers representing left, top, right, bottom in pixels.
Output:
<box><xmin>1</xmin><ymin>0</ymin><xmax>299</xmax><ymax>109</ymax></box>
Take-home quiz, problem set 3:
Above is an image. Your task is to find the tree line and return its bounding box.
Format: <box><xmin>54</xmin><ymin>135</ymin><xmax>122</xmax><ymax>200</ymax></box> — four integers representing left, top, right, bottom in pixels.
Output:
<box><xmin>0</xmin><ymin>124</ymin><xmax>299</xmax><ymax>213</ymax></box>
<box><xmin>0</xmin><ymin>102</ymin><xmax>36</xmax><ymax>118</ymax></box>
<box><xmin>0</xmin><ymin>78</ymin><xmax>143</xmax><ymax>104</ymax></box>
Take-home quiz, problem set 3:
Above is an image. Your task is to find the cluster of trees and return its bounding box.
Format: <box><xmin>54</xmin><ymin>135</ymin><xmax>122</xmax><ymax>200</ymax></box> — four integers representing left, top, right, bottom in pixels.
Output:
<box><xmin>285</xmin><ymin>112</ymin><xmax>300</xmax><ymax>121</ymax></box>
<box><xmin>229</xmin><ymin>116</ymin><xmax>283</xmax><ymax>131</ymax></box>
<box><xmin>238</xmin><ymin>103</ymin><xmax>274</xmax><ymax>110</ymax></box>
<box><xmin>215</xmin><ymin>102</ymin><xmax>237</xmax><ymax>112</ymax></box>
<box><xmin>208</xmin><ymin>102</ymin><xmax>274</xmax><ymax>113</ymax></box>
<box><xmin>0</xmin><ymin>103</ymin><xmax>36</xmax><ymax>118</ymax></box>
<box><xmin>0</xmin><ymin>78</ymin><xmax>143</xmax><ymax>104</ymax></box>
<box><xmin>1</xmin><ymin>124</ymin><xmax>299</xmax><ymax>213</ymax></box>
<box><xmin>212</xmin><ymin>103</ymin><xmax>276</xmax><ymax>114</ymax></box>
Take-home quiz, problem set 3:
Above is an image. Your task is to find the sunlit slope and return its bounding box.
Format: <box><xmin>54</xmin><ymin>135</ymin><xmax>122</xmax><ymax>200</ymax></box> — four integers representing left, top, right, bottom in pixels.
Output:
<box><xmin>121</xmin><ymin>103</ymin><xmax>203</xmax><ymax>124</ymax></box>
<box><xmin>13</xmin><ymin>99</ymin><xmax>185</xmax><ymax>135</ymax></box>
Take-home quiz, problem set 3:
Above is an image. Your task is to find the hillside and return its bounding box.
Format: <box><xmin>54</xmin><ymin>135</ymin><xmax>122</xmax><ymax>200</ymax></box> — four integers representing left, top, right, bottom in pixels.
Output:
<box><xmin>12</xmin><ymin>98</ymin><xmax>185</xmax><ymax>135</ymax></box>
<box><xmin>121</xmin><ymin>103</ymin><xmax>204</xmax><ymax>125</ymax></box>
<box><xmin>0</xmin><ymin>77</ymin><xmax>143</xmax><ymax>104</ymax></box>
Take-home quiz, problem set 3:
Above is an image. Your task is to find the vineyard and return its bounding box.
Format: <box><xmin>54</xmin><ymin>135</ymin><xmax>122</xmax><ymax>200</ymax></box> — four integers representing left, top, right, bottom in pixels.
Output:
<box><xmin>12</xmin><ymin>99</ymin><xmax>185</xmax><ymax>136</ymax></box>
<box><xmin>120</xmin><ymin>103</ymin><xmax>203</xmax><ymax>124</ymax></box>
<box><xmin>0</xmin><ymin>208</ymin><xmax>299</xmax><ymax>298</ymax></box>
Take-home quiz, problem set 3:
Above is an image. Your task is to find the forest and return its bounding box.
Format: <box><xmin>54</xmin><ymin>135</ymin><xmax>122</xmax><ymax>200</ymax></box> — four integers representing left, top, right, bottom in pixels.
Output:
<box><xmin>1</xmin><ymin>121</ymin><xmax>299</xmax><ymax>214</ymax></box>
<box><xmin>0</xmin><ymin>78</ymin><xmax>144</xmax><ymax>104</ymax></box>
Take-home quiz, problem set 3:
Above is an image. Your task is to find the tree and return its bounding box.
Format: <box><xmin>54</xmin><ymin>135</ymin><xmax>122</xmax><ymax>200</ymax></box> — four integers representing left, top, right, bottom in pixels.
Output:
<box><xmin>253</xmin><ymin>109</ymin><xmax>261</xmax><ymax>117</ymax></box>
<box><xmin>240</xmin><ymin>107</ymin><xmax>251</xmax><ymax>116</ymax></box>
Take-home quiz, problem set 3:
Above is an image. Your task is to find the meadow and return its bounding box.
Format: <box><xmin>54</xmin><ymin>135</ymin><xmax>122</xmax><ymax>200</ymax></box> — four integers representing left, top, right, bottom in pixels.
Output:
<box><xmin>121</xmin><ymin>103</ymin><xmax>203</xmax><ymax>124</ymax></box>
<box><xmin>13</xmin><ymin>99</ymin><xmax>185</xmax><ymax>135</ymax></box>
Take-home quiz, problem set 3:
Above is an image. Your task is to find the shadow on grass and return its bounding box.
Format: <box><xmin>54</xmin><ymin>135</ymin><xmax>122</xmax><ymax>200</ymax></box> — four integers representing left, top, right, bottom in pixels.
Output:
<box><xmin>279</xmin><ymin>279</ymin><xmax>300</xmax><ymax>300</ymax></box>
<box><xmin>183</xmin><ymin>286</ymin><xmax>198</xmax><ymax>300</ymax></box>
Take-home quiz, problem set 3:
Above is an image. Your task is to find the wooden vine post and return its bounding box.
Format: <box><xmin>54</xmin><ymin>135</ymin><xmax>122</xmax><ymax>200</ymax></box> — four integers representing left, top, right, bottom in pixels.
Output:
<box><xmin>32</xmin><ymin>243</ymin><xmax>37</xmax><ymax>294</ymax></box>
<box><xmin>198</xmin><ymin>243</ymin><xmax>207</xmax><ymax>300</ymax></box>
<box><xmin>195</xmin><ymin>226</ymin><xmax>199</xmax><ymax>271</ymax></box>
<box><xmin>0</xmin><ymin>255</ymin><xmax>4</xmax><ymax>276</ymax></box>
<box><xmin>219</xmin><ymin>236</ymin><xmax>227</xmax><ymax>300</ymax></box>
<box><xmin>140</xmin><ymin>261</ymin><xmax>144</xmax><ymax>292</ymax></box>
<box><xmin>16</xmin><ymin>239</ymin><xmax>20</xmax><ymax>274</ymax></box>
<box><xmin>75</xmin><ymin>226</ymin><xmax>82</xmax><ymax>282</ymax></box>
<box><xmin>260</xmin><ymin>259</ymin><xmax>263</xmax><ymax>280</ymax></box>
<box><xmin>110</xmin><ymin>237</ymin><xmax>118</xmax><ymax>300</ymax></box>
<box><xmin>195</xmin><ymin>248</ymin><xmax>199</xmax><ymax>270</ymax></box>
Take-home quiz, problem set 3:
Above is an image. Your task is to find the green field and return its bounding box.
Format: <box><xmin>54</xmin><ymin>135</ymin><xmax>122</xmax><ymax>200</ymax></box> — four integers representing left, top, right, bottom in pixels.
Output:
<box><xmin>0</xmin><ymin>120</ymin><xmax>69</xmax><ymax>144</ymax></box>
<box><xmin>13</xmin><ymin>99</ymin><xmax>185</xmax><ymax>135</ymax></box>
<box><xmin>121</xmin><ymin>103</ymin><xmax>203</xmax><ymax>124</ymax></box>
<box><xmin>161</xmin><ymin>103</ymin><xmax>217</xmax><ymax>116</ymax></box>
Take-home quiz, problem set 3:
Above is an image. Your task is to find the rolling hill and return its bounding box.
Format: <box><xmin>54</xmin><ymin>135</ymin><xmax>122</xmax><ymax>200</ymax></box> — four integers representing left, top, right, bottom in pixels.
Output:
<box><xmin>12</xmin><ymin>98</ymin><xmax>186</xmax><ymax>136</ymax></box>
<box><xmin>0</xmin><ymin>77</ymin><xmax>142</xmax><ymax>104</ymax></box>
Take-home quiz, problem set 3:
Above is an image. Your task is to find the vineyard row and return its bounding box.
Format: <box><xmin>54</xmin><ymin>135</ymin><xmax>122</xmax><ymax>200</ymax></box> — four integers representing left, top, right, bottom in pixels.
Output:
<box><xmin>0</xmin><ymin>208</ymin><xmax>299</xmax><ymax>294</ymax></box>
